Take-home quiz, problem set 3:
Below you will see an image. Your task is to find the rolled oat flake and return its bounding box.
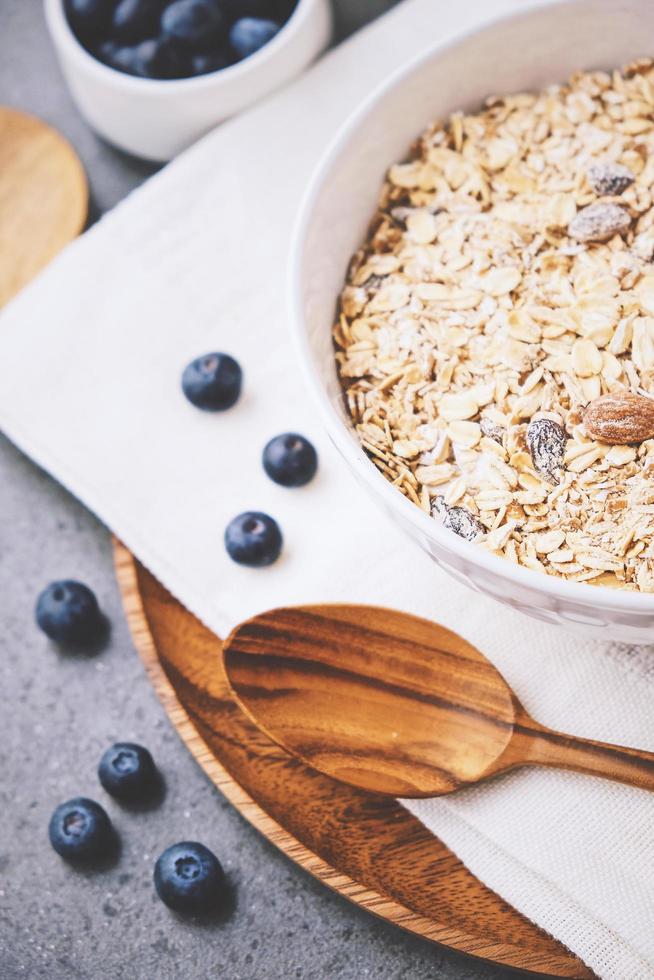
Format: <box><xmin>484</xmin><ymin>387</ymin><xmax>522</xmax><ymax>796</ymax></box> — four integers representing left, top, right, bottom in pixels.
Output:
<box><xmin>527</xmin><ymin>418</ymin><xmax>567</xmax><ymax>483</ymax></box>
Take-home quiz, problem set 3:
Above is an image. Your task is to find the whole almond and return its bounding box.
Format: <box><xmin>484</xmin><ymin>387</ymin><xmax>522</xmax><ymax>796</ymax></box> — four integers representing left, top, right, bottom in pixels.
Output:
<box><xmin>584</xmin><ymin>392</ymin><xmax>654</xmax><ymax>444</ymax></box>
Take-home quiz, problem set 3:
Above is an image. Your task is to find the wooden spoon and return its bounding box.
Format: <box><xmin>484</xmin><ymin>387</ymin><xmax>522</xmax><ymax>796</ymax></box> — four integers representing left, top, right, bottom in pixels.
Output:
<box><xmin>224</xmin><ymin>604</ymin><xmax>654</xmax><ymax>798</ymax></box>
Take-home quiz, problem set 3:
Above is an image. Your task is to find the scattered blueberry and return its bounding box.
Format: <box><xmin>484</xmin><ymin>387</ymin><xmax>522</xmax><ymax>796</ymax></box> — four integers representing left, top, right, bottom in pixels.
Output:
<box><xmin>162</xmin><ymin>0</ymin><xmax>225</xmax><ymax>51</ymax></box>
<box><xmin>181</xmin><ymin>352</ymin><xmax>242</xmax><ymax>411</ymax></box>
<box><xmin>35</xmin><ymin>580</ymin><xmax>102</xmax><ymax>644</ymax></box>
<box><xmin>98</xmin><ymin>742</ymin><xmax>158</xmax><ymax>802</ymax></box>
<box><xmin>225</xmin><ymin>511</ymin><xmax>282</xmax><ymax>567</ymax></box>
<box><xmin>154</xmin><ymin>841</ymin><xmax>225</xmax><ymax>914</ymax></box>
<box><xmin>229</xmin><ymin>16</ymin><xmax>279</xmax><ymax>59</ymax></box>
<box><xmin>112</xmin><ymin>0</ymin><xmax>161</xmax><ymax>42</ymax></box>
<box><xmin>48</xmin><ymin>797</ymin><xmax>114</xmax><ymax>862</ymax></box>
<box><xmin>263</xmin><ymin>433</ymin><xmax>317</xmax><ymax>487</ymax></box>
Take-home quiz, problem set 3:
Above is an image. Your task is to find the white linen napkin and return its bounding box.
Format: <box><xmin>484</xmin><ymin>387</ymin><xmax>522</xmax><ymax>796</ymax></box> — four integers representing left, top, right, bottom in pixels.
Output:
<box><xmin>1</xmin><ymin>1</ymin><xmax>654</xmax><ymax>977</ymax></box>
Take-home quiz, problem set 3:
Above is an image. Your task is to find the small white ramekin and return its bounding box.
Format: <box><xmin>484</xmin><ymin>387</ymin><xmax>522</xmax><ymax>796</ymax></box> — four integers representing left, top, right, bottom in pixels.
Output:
<box><xmin>44</xmin><ymin>0</ymin><xmax>332</xmax><ymax>161</ymax></box>
<box><xmin>291</xmin><ymin>0</ymin><xmax>654</xmax><ymax>644</ymax></box>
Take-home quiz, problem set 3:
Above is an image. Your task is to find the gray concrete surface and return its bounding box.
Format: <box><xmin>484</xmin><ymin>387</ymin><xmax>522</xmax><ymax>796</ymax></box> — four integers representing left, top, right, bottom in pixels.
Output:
<box><xmin>0</xmin><ymin>2</ymin><xmax>519</xmax><ymax>978</ymax></box>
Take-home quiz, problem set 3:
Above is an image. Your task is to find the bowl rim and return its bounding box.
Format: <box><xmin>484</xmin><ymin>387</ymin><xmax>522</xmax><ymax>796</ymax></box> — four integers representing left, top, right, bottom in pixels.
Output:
<box><xmin>45</xmin><ymin>0</ymin><xmax>317</xmax><ymax>94</ymax></box>
<box><xmin>289</xmin><ymin>0</ymin><xmax>654</xmax><ymax>615</ymax></box>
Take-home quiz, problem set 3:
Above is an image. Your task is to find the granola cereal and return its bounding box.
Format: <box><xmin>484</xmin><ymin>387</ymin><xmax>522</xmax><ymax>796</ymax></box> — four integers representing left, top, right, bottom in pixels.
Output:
<box><xmin>334</xmin><ymin>59</ymin><xmax>654</xmax><ymax>592</ymax></box>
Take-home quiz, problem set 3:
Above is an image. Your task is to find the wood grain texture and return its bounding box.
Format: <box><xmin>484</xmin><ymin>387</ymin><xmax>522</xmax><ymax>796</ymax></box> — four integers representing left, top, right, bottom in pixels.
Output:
<box><xmin>224</xmin><ymin>604</ymin><xmax>517</xmax><ymax>797</ymax></box>
<box><xmin>113</xmin><ymin>541</ymin><xmax>593</xmax><ymax>979</ymax></box>
<box><xmin>225</xmin><ymin>604</ymin><xmax>654</xmax><ymax>799</ymax></box>
<box><xmin>0</xmin><ymin>107</ymin><xmax>87</xmax><ymax>306</ymax></box>
<box><xmin>505</xmin><ymin>712</ymin><xmax>654</xmax><ymax>791</ymax></box>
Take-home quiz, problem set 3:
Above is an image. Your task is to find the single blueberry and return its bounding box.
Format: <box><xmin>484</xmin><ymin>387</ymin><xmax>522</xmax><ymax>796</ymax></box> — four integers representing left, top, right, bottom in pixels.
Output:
<box><xmin>35</xmin><ymin>580</ymin><xmax>102</xmax><ymax>644</ymax></box>
<box><xmin>112</xmin><ymin>0</ymin><xmax>162</xmax><ymax>41</ymax></box>
<box><xmin>98</xmin><ymin>742</ymin><xmax>158</xmax><ymax>801</ymax></box>
<box><xmin>97</xmin><ymin>39</ymin><xmax>119</xmax><ymax>64</ymax></box>
<box><xmin>99</xmin><ymin>41</ymin><xmax>141</xmax><ymax>74</ymax></box>
<box><xmin>48</xmin><ymin>797</ymin><xmax>114</xmax><ymax>862</ymax></box>
<box><xmin>191</xmin><ymin>49</ymin><xmax>231</xmax><ymax>75</ymax></box>
<box><xmin>229</xmin><ymin>17</ymin><xmax>279</xmax><ymax>60</ymax></box>
<box><xmin>161</xmin><ymin>0</ymin><xmax>225</xmax><ymax>51</ymax></box>
<box><xmin>224</xmin><ymin>512</ymin><xmax>282</xmax><ymax>567</ymax></box>
<box><xmin>262</xmin><ymin>433</ymin><xmax>317</xmax><ymax>487</ymax></box>
<box><xmin>64</xmin><ymin>0</ymin><xmax>115</xmax><ymax>40</ymax></box>
<box><xmin>181</xmin><ymin>352</ymin><xmax>242</xmax><ymax>410</ymax></box>
<box><xmin>133</xmin><ymin>36</ymin><xmax>190</xmax><ymax>77</ymax></box>
<box><xmin>154</xmin><ymin>841</ymin><xmax>224</xmax><ymax>914</ymax></box>
<box><xmin>131</xmin><ymin>37</ymin><xmax>161</xmax><ymax>75</ymax></box>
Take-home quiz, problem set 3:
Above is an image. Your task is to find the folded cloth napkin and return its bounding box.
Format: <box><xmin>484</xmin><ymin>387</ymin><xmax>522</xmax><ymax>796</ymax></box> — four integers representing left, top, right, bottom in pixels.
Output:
<box><xmin>1</xmin><ymin>1</ymin><xmax>654</xmax><ymax>976</ymax></box>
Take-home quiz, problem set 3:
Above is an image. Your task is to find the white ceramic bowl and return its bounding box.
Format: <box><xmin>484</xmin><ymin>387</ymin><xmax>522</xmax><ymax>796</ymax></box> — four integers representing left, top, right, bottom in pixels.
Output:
<box><xmin>45</xmin><ymin>0</ymin><xmax>332</xmax><ymax>161</ymax></box>
<box><xmin>292</xmin><ymin>0</ymin><xmax>654</xmax><ymax>644</ymax></box>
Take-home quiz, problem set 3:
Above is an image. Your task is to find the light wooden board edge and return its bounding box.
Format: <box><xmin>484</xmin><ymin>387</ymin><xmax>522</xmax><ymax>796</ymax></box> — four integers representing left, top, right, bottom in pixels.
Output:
<box><xmin>0</xmin><ymin>106</ymin><xmax>89</xmax><ymax>306</ymax></box>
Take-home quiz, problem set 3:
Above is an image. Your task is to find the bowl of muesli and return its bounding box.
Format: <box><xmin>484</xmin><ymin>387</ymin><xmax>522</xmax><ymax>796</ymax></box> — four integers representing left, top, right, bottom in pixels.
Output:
<box><xmin>291</xmin><ymin>0</ymin><xmax>654</xmax><ymax>643</ymax></box>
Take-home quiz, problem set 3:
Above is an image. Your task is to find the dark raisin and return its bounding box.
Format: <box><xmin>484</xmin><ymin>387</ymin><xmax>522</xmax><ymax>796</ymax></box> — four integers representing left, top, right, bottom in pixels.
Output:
<box><xmin>526</xmin><ymin>418</ymin><xmax>566</xmax><ymax>483</ymax></box>
<box><xmin>432</xmin><ymin>498</ymin><xmax>484</xmax><ymax>542</ymax></box>
<box><xmin>480</xmin><ymin>417</ymin><xmax>504</xmax><ymax>444</ymax></box>
<box><xmin>587</xmin><ymin>162</ymin><xmax>635</xmax><ymax>197</ymax></box>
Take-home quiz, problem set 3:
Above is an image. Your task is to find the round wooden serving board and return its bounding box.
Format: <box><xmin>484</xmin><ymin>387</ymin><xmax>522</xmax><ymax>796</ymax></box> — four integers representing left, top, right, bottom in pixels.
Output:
<box><xmin>114</xmin><ymin>542</ymin><xmax>592</xmax><ymax>980</ymax></box>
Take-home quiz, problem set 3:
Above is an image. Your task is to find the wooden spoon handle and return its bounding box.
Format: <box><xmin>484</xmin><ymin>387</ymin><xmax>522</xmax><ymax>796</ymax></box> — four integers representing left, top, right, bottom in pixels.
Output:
<box><xmin>512</xmin><ymin>718</ymin><xmax>654</xmax><ymax>792</ymax></box>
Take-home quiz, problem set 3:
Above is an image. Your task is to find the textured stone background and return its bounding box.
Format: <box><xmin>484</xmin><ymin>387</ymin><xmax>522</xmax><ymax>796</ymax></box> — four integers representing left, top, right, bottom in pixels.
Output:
<box><xmin>0</xmin><ymin>2</ymin><xmax>516</xmax><ymax>977</ymax></box>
